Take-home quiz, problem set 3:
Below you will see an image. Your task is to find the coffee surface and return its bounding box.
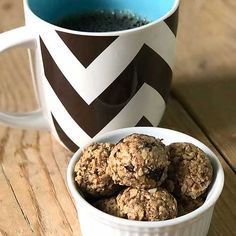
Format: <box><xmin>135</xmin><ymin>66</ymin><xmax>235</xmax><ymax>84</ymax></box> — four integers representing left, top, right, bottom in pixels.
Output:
<box><xmin>55</xmin><ymin>10</ymin><xmax>150</xmax><ymax>32</ymax></box>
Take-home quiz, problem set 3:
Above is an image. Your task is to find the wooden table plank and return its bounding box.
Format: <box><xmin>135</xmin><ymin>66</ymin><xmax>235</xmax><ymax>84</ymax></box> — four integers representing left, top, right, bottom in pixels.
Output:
<box><xmin>38</xmin><ymin>131</ymin><xmax>81</xmax><ymax>235</ymax></box>
<box><xmin>0</xmin><ymin>170</ymin><xmax>32</xmax><ymax>236</ymax></box>
<box><xmin>174</xmin><ymin>0</ymin><xmax>236</xmax><ymax>171</ymax></box>
<box><xmin>0</xmin><ymin>129</ymin><xmax>32</xmax><ymax>236</ymax></box>
<box><xmin>0</xmin><ymin>129</ymin><xmax>81</xmax><ymax>235</ymax></box>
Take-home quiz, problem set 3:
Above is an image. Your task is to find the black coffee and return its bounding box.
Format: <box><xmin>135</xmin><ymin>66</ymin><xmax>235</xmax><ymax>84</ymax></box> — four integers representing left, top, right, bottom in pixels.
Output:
<box><xmin>55</xmin><ymin>10</ymin><xmax>150</xmax><ymax>32</ymax></box>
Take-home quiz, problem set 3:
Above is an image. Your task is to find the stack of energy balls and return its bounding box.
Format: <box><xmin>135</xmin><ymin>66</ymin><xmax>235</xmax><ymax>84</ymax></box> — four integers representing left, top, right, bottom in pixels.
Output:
<box><xmin>74</xmin><ymin>134</ymin><xmax>213</xmax><ymax>221</ymax></box>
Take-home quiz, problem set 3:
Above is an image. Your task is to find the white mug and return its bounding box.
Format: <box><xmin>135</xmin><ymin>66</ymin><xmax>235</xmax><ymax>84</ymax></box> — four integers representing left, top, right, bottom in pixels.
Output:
<box><xmin>0</xmin><ymin>0</ymin><xmax>179</xmax><ymax>152</ymax></box>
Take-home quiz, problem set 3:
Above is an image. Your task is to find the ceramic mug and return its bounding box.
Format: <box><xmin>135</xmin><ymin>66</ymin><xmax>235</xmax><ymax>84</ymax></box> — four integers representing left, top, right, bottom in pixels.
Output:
<box><xmin>0</xmin><ymin>0</ymin><xmax>179</xmax><ymax>152</ymax></box>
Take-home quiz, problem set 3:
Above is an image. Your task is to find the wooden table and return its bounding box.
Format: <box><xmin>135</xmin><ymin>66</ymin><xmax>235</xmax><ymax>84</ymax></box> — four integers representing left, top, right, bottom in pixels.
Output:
<box><xmin>0</xmin><ymin>0</ymin><xmax>235</xmax><ymax>235</ymax></box>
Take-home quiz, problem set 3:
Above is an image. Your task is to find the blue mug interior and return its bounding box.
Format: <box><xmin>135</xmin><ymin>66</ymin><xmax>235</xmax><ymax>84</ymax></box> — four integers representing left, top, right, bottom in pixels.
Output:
<box><xmin>28</xmin><ymin>0</ymin><xmax>177</xmax><ymax>25</ymax></box>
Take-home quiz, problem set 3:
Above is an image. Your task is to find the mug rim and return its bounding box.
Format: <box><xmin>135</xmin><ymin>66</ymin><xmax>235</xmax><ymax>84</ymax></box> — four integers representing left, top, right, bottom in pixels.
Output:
<box><xmin>25</xmin><ymin>0</ymin><xmax>180</xmax><ymax>36</ymax></box>
<box><xmin>67</xmin><ymin>127</ymin><xmax>224</xmax><ymax>229</ymax></box>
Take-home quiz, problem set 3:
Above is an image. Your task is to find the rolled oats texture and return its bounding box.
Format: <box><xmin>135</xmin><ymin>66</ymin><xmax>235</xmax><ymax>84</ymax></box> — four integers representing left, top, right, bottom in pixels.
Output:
<box><xmin>168</xmin><ymin>142</ymin><xmax>213</xmax><ymax>199</ymax></box>
<box><xmin>94</xmin><ymin>197</ymin><xmax>123</xmax><ymax>217</ymax></box>
<box><xmin>107</xmin><ymin>134</ymin><xmax>169</xmax><ymax>189</ymax></box>
<box><xmin>74</xmin><ymin>143</ymin><xmax>119</xmax><ymax>198</ymax></box>
<box><xmin>177</xmin><ymin>195</ymin><xmax>205</xmax><ymax>216</ymax></box>
<box><xmin>116</xmin><ymin>187</ymin><xmax>177</xmax><ymax>221</ymax></box>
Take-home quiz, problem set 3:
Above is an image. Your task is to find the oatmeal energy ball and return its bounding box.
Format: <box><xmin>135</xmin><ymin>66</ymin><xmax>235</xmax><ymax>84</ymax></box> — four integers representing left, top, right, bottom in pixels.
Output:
<box><xmin>94</xmin><ymin>197</ymin><xmax>122</xmax><ymax>217</ymax></box>
<box><xmin>117</xmin><ymin>187</ymin><xmax>177</xmax><ymax>221</ymax></box>
<box><xmin>107</xmin><ymin>134</ymin><xmax>169</xmax><ymax>188</ymax></box>
<box><xmin>177</xmin><ymin>196</ymin><xmax>205</xmax><ymax>216</ymax></box>
<box><xmin>74</xmin><ymin>143</ymin><xmax>119</xmax><ymax>198</ymax></box>
<box><xmin>168</xmin><ymin>142</ymin><xmax>213</xmax><ymax>199</ymax></box>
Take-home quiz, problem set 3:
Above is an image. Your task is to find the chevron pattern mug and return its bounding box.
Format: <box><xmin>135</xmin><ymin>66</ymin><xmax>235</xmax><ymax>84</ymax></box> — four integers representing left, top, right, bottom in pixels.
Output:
<box><xmin>0</xmin><ymin>0</ymin><xmax>179</xmax><ymax>152</ymax></box>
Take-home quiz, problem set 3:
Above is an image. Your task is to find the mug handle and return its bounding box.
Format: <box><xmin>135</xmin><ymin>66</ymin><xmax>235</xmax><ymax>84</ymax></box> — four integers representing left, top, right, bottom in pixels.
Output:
<box><xmin>0</xmin><ymin>26</ymin><xmax>49</xmax><ymax>129</ymax></box>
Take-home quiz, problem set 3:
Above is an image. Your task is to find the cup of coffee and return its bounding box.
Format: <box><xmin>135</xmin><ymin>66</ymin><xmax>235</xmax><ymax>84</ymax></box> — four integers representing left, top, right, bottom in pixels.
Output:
<box><xmin>0</xmin><ymin>0</ymin><xmax>179</xmax><ymax>152</ymax></box>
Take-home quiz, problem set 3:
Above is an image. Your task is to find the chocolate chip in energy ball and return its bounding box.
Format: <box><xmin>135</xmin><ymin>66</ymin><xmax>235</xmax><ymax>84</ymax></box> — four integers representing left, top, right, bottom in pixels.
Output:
<box><xmin>116</xmin><ymin>187</ymin><xmax>177</xmax><ymax>221</ymax></box>
<box><xmin>168</xmin><ymin>142</ymin><xmax>213</xmax><ymax>199</ymax></box>
<box><xmin>107</xmin><ymin>134</ymin><xmax>170</xmax><ymax>189</ymax></box>
<box><xmin>74</xmin><ymin>143</ymin><xmax>120</xmax><ymax>198</ymax></box>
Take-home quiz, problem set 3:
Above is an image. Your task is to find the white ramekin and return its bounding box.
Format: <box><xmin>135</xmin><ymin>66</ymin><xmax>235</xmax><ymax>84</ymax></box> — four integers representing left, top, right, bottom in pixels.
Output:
<box><xmin>67</xmin><ymin>127</ymin><xmax>224</xmax><ymax>236</ymax></box>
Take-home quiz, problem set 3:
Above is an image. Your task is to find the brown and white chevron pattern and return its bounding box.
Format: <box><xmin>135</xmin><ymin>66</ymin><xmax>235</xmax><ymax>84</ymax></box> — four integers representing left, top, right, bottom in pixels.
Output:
<box><xmin>39</xmin><ymin>10</ymin><xmax>178</xmax><ymax>151</ymax></box>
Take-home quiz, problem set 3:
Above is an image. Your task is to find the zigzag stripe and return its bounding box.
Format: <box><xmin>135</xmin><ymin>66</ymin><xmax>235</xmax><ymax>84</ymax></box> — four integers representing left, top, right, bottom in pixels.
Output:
<box><xmin>52</xmin><ymin>115</ymin><xmax>79</xmax><ymax>152</ymax></box>
<box><xmin>44</xmin><ymin>78</ymin><xmax>91</xmax><ymax>147</ymax></box>
<box><xmin>44</xmin><ymin>77</ymin><xmax>165</xmax><ymax>148</ymax></box>
<box><xmin>40</xmin><ymin>21</ymin><xmax>175</xmax><ymax>104</ymax></box>
<box><xmin>52</xmin><ymin>115</ymin><xmax>154</xmax><ymax>152</ymax></box>
<box><xmin>41</xmin><ymin>41</ymin><xmax>172</xmax><ymax>137</ymax></box>
<box><xmin>164</xmin><ymin>8</ymin><xmax>179</xmax><ymax>36</ymax></box>
<box><xmin>95</xmin><ymin>83</ymin><xmax>165</xmax><ymax>136</ymax></box>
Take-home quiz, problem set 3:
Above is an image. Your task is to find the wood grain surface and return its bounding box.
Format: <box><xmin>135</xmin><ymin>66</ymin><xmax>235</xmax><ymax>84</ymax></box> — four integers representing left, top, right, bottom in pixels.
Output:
<box><xmin>0</xmin><ymin>0</ymin><xmax>236</xmax><ymax>235</ymax></box>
